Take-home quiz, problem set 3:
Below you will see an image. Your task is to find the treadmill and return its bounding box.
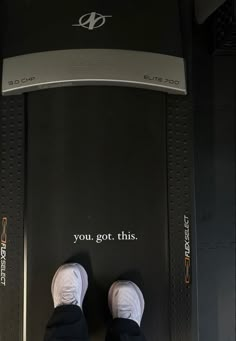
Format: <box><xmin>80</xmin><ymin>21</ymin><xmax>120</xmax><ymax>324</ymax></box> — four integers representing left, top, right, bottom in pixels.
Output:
<box><xmin>0</xmin><ymin>1</ymin><xmax>196</xmax><ymax>341</ymax></box>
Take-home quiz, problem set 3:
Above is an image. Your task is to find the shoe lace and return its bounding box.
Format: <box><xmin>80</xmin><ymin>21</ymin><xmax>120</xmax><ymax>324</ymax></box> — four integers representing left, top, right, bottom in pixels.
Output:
<box><xmin>117</xmin><ymin>304</ymin><xmax>132</xmax><ymax>319</ymax></box>
<box><xmin>61</xmin><ymin>287</ymin><xmax>78</xmax><ymax>305</ymax></box>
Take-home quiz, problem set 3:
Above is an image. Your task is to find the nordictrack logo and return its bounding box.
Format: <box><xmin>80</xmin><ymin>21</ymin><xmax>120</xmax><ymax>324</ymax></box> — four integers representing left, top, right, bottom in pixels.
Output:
<box><xmin>72</xmin><ymin>12</ymin><xmax>112</xmax><ymax>30</ymax></box>
<box><xmin>184</xmin><ymin>215</ymin><xmax>191</xmax><ymax>285</ymax></box>
<box><xmin>1</xmin><ymin>217</ymin><xmax>7</xmax><ymax>287</ymax></box>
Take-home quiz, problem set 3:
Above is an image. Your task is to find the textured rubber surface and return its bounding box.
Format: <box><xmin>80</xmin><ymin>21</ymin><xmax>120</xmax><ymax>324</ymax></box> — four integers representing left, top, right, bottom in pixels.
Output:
<box><xmin>0</xmin><ymin>96</ymin><xmax>25</xmax><ymax>341</ymax></box>
<box><xmin>167</xmin><ymin>95</ymin><xmax>193</xmax><ymax>341</ymax></box>
<box><xmin>167</xmin><ymin>2</ymin><xmax>194</xmax><ymax>338</ymax></box>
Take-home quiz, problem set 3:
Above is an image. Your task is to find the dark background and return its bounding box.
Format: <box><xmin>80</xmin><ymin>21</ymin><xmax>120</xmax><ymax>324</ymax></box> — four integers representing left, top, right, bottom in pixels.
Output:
<box><xmin>193</xmin><ymin>11</ymin><xmax>236</xmax><ymax>341</ymax></box>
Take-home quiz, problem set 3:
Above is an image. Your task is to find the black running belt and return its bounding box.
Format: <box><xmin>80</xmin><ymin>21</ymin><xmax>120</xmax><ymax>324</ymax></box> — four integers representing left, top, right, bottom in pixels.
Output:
<box><xmin>26</xmin><ymin>87</ymin><xmax>169</xmax><ymax>341</ymax></box>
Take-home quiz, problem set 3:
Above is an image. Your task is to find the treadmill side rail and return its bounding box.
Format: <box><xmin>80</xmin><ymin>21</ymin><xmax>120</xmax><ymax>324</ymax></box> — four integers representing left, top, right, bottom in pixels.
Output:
<box><xmin>2</xmin><ymin>49</ymin><xmax>187</xmax><ymax>96</ymax></box>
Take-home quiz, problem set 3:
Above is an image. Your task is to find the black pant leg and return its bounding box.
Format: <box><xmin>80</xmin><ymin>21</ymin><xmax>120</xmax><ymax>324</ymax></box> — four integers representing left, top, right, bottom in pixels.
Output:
<box><xmin>105</xmin><ymin>318</ymin><xmax>147</xmax><ymax>341</ymax></box>
<box><xmin>44</xmin><ymin>305</ymin><xmax>89</xmax><ymax>341</ymax></box>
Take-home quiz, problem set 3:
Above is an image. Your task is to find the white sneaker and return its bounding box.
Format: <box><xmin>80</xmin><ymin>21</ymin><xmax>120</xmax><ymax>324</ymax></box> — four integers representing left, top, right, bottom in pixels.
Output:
<box><xmin>108</xmin><ymin>281</ymin><xmax>145</xmax><ymax>326</ymax></box>
<box><xmin>51</xmin><ymin>263</ymin><xmax>88</xmax><ymax>308</ymax></box>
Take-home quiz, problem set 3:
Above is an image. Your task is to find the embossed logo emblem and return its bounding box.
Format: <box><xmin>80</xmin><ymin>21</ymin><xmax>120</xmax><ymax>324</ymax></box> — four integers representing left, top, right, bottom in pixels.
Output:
<box><xmin>72</xmin><ymin>12</ymin><xmax>112</xmax><ymax>30</ymax></box>
<box><xmin>1</xmin><ymin>217</ymin><xmax>7</xmax><ymax>287</ymax></box>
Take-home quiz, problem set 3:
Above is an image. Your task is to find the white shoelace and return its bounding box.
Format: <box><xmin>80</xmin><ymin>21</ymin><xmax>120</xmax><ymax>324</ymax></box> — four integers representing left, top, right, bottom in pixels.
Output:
<box><xmin>116</xmin><ymin>304</ymin><xmax>132</xmax><ymax>319</ymax></box>
<box><xmin>60</xmin><ymin>287</ymin><xmax>78</xmax><ymax>305</ymax></box>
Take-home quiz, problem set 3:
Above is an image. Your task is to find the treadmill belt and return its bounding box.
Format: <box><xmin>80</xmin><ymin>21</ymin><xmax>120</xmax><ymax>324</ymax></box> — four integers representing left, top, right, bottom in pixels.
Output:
<box><xmin>26</xmin><ymin>86</ymin><xmax>169</xmax><ymax>341</ymax></box>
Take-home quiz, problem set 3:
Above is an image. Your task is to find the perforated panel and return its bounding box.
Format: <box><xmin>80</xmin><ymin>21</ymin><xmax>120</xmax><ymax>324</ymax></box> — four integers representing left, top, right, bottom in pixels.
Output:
<box><xmin>0</xmin><ymin>95</ymin><xmax>25</xmax><ymax>341</ymax></box>
<box><xmin>167</xmin><ymin>95</ymin><xmax>193</xmax><ymax>341</ymax></box>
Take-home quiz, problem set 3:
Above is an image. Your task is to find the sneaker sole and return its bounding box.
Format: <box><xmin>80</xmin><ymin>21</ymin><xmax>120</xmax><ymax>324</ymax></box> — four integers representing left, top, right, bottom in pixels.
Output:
<box><xmin>108</xmin><ymin>280</ymin><xmax>145</xmax><ymax>318</ymax></box>
<box><xmin>51</xmin><ymin>263</ymin><xmax>88</xmax><ymax>306</ymax></box>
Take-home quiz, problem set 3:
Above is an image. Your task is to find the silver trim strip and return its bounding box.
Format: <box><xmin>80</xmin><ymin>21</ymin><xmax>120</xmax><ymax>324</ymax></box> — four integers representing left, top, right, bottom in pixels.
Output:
<box><xmin>2</xmin><ymin>49</ymin><xmax>187</xmax><ymax>95</ymax></box>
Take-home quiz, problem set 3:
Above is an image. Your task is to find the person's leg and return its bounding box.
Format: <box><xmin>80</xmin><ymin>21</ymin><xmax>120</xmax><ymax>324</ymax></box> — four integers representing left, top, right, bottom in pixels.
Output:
<box><xmin>106</xmin><ymin>281</ymin><xmax>147</xmax><ymax>341</ymax></box>
<box><xmin>44</xmin><ymin>263</ymin><xmax>89</xmax><ymax>341</ymax></box>
<box><xmin>44</xmin><ymin>305</ymin><xmax>88</xmax><ymax>341</ymax></box>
